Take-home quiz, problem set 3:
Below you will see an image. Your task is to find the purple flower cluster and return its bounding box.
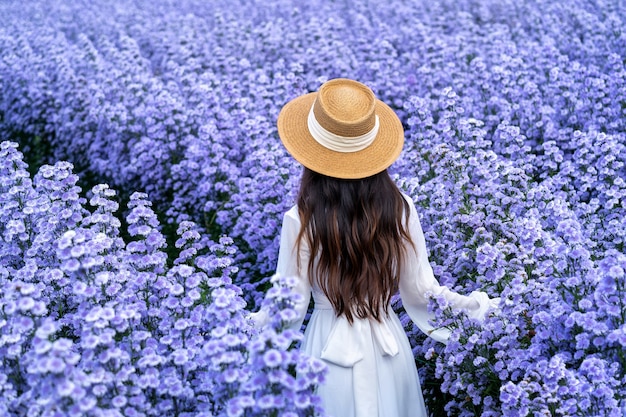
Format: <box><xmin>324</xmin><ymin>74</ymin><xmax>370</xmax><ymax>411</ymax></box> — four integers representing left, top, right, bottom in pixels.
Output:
<box><xmin>233</xmin><ymin>275</ymin><xmax>326</xmax><ymax>417</ymax></box>
<box><xmin>0</xmin><ymin>142</ymin><xmax>326</xmax><ymax>416</ymax></box>
<box><xmin>397</xmin><ymin>79</ymin><xmax>625</xmax><ymax>415</ymax></box>
<box><xmin>1</xmin><ymin>0</ymin><xmax>625</xmax><ymax>415</ymax></box>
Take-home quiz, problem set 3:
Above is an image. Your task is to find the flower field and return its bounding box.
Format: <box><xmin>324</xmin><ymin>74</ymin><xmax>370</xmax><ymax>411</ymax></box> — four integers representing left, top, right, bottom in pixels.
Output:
<box><xmin>1</xmin><ymin>0</ymin><xmax>625</xmax><ymax>415</ymax></box>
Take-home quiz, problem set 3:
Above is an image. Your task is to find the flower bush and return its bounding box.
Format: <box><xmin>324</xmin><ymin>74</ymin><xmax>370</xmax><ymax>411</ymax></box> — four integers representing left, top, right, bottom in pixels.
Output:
<box><xmin>1</xmin><ymin>0</ymin><xmax>625</xmax><ymax>415</ymax></box>
<box><xmin>397</xmin><ymin>91</ymin><xmax>625</xmax><ymax>416</ymax></box>
<box><xmin>0</xmin><ymin>142</ymin><xmax>325</xmax><ymax>416</ymax></box>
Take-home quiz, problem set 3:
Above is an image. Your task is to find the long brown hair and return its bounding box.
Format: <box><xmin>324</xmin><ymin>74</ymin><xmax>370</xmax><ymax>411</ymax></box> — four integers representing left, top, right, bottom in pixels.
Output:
<box><xmin>296</xmin><ymin>167</ymin><xmax>414</xmax><ymax>323</ymax></box>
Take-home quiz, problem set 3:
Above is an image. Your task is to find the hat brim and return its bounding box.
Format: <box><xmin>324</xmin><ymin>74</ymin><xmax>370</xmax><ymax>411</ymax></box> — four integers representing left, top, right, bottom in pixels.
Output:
<box><xmin>277</xmin><ymin>92</ymin><xmax>404</xmax><ymax>179</ymax></box>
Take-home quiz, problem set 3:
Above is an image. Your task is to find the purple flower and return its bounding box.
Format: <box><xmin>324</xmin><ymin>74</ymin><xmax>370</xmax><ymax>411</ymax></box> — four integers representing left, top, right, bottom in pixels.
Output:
<box><xmin>262</xmin><ymin>349</ymin><xmax>283</xmax><ymax>368</ymax></box>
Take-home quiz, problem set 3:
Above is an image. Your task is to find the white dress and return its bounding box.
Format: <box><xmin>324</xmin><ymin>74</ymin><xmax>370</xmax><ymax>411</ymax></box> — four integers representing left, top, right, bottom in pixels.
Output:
<box><xmin>252</xmin><ymin>195</ymin><xmax>497</xmax><ymax>417</ymax></box>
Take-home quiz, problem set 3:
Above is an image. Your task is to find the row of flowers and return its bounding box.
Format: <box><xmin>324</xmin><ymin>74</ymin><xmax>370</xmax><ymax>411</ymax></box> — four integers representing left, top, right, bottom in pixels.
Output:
<box><xmin>1</xmin><ymin>0</ymin><xmax>625</xmax><ymax>415</ymax></box>
<box><xmin>398</xmin><ymin>92</ymin><xmax>625</xmax><ymax>415</ymax></box>
<box><xmin>1</xmin><ymin>141</ymin><xmax>325</xmax><ymax>416</ymax></box>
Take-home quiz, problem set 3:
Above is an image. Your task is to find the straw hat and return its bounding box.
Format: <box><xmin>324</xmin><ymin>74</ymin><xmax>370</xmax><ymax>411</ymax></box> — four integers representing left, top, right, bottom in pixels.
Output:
<box><xmin>277</xmin><ymin>78</ymin><xmax>404</xmax><ymax>179</ymax></box>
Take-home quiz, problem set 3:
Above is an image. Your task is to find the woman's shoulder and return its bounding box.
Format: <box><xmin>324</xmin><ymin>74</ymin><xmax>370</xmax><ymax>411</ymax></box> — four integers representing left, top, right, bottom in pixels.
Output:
<box><xmin>283</xmin><ymin>204</ymin><xmax>301</xmax><ymax>226</ymax></box>
<box><xmin>400</xmin><ymin>192</ymin><xmax>418</xmax><ymax>214</ymax></box>
<box><xmin>285</xmin><ymin>204</ymin><xmax>299</xmax><ymax>218</ymax></box>
<box><xmin>400</xmin><ymin>191</ymin><xmax>413</xmax><ymax>203</ymax></box>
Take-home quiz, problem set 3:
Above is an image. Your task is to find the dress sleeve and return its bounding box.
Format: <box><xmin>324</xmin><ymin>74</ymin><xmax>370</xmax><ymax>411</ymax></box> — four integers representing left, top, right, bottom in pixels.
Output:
<box><xmin>249</xmin><ymin>207</ymin><xmax>312</xmax><ymax>331</ymax></box>
<box><xmin>398</xmin><ymin>196</ymin><xmax>498</xmax><ymax>344</ymax></box>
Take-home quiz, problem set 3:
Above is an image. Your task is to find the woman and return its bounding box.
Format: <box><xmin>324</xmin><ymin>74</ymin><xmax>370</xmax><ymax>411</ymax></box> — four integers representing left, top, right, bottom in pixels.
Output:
<box><xmin>252</xmin><ymin>78</ymin><xmax>498</xmax><ymax>416</ymax></box>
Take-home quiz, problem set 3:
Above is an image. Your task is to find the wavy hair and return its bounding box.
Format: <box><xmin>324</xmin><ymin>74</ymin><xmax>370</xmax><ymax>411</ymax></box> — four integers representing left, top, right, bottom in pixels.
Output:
<box><xmin>296</xmin><ymin>167</ymin><xmax>414</xmax><ymax>323</ymax></box>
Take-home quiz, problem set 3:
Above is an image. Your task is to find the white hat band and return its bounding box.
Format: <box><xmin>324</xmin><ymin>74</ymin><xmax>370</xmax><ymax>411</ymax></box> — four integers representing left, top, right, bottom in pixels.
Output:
<box><xmin>307</xmin><ymin>104</ymin><xmax>379</xmax><ymax>153</ymax></box>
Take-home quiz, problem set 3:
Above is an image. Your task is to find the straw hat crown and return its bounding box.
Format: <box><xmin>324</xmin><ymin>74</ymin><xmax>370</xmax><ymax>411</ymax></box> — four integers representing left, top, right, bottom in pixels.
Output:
<box><xmin>277</xmin><ymin>78</ymin><xmax>404</xmax><ymax>179</ymax></box>
<box><xmin>313</xmin><ymin>81</ymin><xmax>376</xmax><ymax>138</ymax></box>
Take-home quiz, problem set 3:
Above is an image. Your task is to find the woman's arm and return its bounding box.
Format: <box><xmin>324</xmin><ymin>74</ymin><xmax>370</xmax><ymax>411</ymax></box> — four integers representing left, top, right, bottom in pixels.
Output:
<box><xmin>250</xmin><ymin>206</ymin><xmax>312</xmax><ymax>331</ymax></box>
<box><xmin>398</xmin><ymin>196</ymin><xmax>498</xmax><ymax>344</ymax></box>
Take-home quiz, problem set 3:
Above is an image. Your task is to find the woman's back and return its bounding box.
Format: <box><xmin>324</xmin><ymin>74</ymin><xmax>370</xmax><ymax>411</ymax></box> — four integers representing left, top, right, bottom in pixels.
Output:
<box><xmin>277</xmin><ymin>199</ymin><xmax>428</xmax><ymax>417</ymax></box>
<box><xmin>294</xmin><ymin>167</ymin><xmax>413</xmax><ymax>324</ymax></box>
